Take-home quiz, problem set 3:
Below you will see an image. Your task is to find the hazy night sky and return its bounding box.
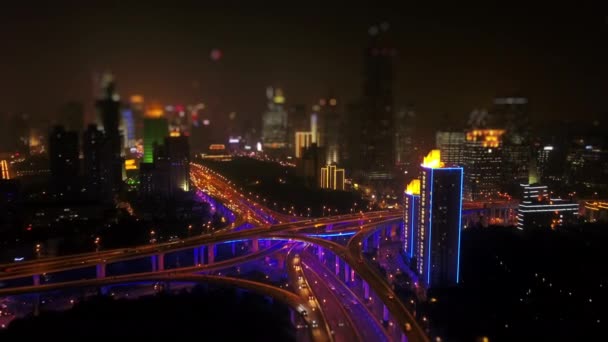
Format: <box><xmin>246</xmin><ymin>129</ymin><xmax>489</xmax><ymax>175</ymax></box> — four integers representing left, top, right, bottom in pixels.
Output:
<box><xmin>1</xmin><ymin>3</ymin><xmax>607</xmax><ymax>130</ymax></box>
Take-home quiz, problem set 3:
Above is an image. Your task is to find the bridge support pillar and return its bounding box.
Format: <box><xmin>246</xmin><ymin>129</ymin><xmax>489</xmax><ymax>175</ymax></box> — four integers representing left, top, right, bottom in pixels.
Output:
<box><xmin>207</xmin><ymin>244</ymin><xmax>216</xmax><ymax>264</ymax></box>
<box><xmin>157</xmin><ymin>253</ymin><xmax>165</xmax><ymax>271</ymax></box>
<box><xmin>401</xmin><ymin>332</ymin><xmax>408</xmax><ymax>342</ymax></box>
<box><xmin>96</xmin><ymin>263</ymin><xmax>106</xmax><ymax>278</ymax></box>
<box><xmin>350</xmin><ymin>268</ymin><xmax>355</xmax><ymax>283</ymax></box>
<box><xmin>290</xmin><ymin>308</ymin><xmax>297</xmax><ymax>327</ymax></box>
<box><xmin>317</xmin><ymin>246</ymin><xmax>324</xmax><ymax>262</ymax></box>
<box><xmin>231</xmin><ymin>241</ymin><xmax>236</xmax><ymax>256</ymax></box>
<box><xmin>335</xmin><ymin>260</ymin><xmax>340</xmax><ymax>276</ymax></box>
<box><xmin>32</xmin><ymin>274</ymin><xmax>40</xmax><ymax>286</ymax></box>
<box><xmin>193</xmin><ymin>247</ymin><xmax>200</xmax><ymax>265</ymax></box>
<box><xmin>344</xmin><ymin>263</ymin><xmax>350</xmax><ymax>283</ymax></box>
<box><xmin>363</xmin><ymin>281</ymin><xmax>370</xmax><ymax>299</ymax></box>
<box><xmin>383</xmin><ymin>304</ymin><xmax>389</xmax><ymax>322</ymax></box>
<box><xmin>363</xmin><ymin>238</ymin><xmax>368</xmax><ymax>252</ymax></box>
<box><xmin>327</xmin><ymin>224</ymin><xmax>333</xmax><ymax>231</ymax></box>
<box><xmin>252</xmin><ymin>238</ymin><xmax>259</xmax><ymax>252</ymax></box>
<box><xmin>374</xmin><ymin>232</ymin><xmax>380</xmax><ymax>249</ymax></box>
<box><xmin>151</xmin><ymin>255</ymin><xmax>157</xmax><ymax>272</ymax></box>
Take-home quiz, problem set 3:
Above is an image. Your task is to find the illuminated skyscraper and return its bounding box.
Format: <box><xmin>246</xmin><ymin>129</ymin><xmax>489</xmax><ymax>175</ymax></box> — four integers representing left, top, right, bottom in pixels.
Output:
<box><xmin>403</xmin><ymin>179</ymin><xmax>420</xmax><ymax>260</ymax></box>
<box><xmin>295</xmin><ymin>131</ymin><xmax>314</xmax><ymax>158</ymax></box>
<box><xmin>143</xmin><ymin>107</ymin><xmax>168</xmax><ymax>164</ymax></box>
<box><xmin>320</xmin><ymin>164</ymin><xmax>345</xmax><ymax>191</ymax></box>
<box><xmin>436</xmin><ymin>131</ymin><xmax>465</xmax><ymax>166</ymax></box>
<box><xmin>463</xmin><ymin>129</ymin><xmax>505</xmax><ymax>201</ymax></box>
<box><xmin>493</xmin><ymin>96</ymin><xmax>531</xmax><ymax>189</ymax></box>
<box><xmin>165</xmin><ymin>136</ymin><xmax>190</xmax><ymax>195</ymax></box>
<box><xmin>262</xmin><ymin>87</ymin><xmax>288</xmax><ymax>152</ymax></box>
<box><xmin>416</xmin><ymin>150</ymin><xmax>463</xmax><ymax>288</ymax></box>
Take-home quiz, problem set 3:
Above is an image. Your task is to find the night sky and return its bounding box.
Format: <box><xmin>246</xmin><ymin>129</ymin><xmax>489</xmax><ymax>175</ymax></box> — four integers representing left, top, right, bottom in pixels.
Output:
<box><xmin>1</xmin><ymin>3</ymin><xmax>607</xmax><ymax>129</ymax></box>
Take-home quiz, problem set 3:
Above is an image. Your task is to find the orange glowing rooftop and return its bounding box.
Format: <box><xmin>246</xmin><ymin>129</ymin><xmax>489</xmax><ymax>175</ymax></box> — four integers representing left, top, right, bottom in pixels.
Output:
<box><xmin>405</xmin><ymin>179</ymin><xmax>420</xmax><ymax>195</ymax></box>
<box><xmin>421</xmin><ymin>149</ymin><xmax>444</xmax><ymax>168</ymax></box>
<box><xmin>466</xmin><ymin>129</ymin><xmax>505</xmax><ymax>148</ymax></box>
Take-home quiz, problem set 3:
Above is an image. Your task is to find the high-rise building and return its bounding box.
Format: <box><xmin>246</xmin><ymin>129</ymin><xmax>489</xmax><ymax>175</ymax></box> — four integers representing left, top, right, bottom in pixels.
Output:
<box><xmin>463</xmin><ymin>129</ymin><xmax>505</xmax><ymax>201</ymax></box>
<box><xmin>517</xmin><ymin>184</ymin><xmax>578</xmax><ymax>229</ymax></box>
<box><xmin>357</xmin><ymin>23</ymin><xmax>395</xmax><ymax>179</ymax></box>
<box><xmin>261</xmin><ymin>87</ymin><xmax>288</xmax><ymax>153</ymax></box>
<box><xmin>395</xmin><ymin>106</ymin><xmax>417</xmax><ymax>168</ymax></box>
<box><xmin>320</xmin><ymin>164</ymin><xmax>345</xmax><ymax>191</ymax></box>
<box><xmin>295</xmin><ymin>131</ymin><xmax>314</xmax><ymax>158</ymax></box>
<box><xmin>96</xmin><ymin>73</ymin><xmax>123</xmax><ymax>194</ymax></box>
<box><xmin>436</xmin><ymin>131</ymin><xmax>465</xmax><ymax>166</ymax></box>
<box><xmin>49</xmin><ymin>126</ymin><xmax>79</xmax><ymax>194</ymax></box>
<box><xmin>143</xmin><ymin>107</ymin><xmax>168</xmax><ymax>164</ymax></box>
<box><xmin>164</xmin><ymin>136</ymin><xmax>190</xmax><ymax>195</ymax></box>
<box><xmin>416</xmin><ymin>150</ymin><xmax>463</xmax><ymax>288</ymax></box>
<box><xmin>403</xmin><ymin>179</ymin><xmax>420</xmax><ymax>260</ymax></box>
<box><xmin>297</xmin><ymin>143</ymin><xmax>325</xmax><ymax>188</ymax></box>
<box><xmin>121</xmin><ymin>107</ymin><xmax>136</xmax><ymax>149</ymax></box>
<box><xmin>493</xmin><ymin>96</ymin><xmax>531</xmax><ymax>189</ymax></box>
<box><xmin>83</xmin><ymin>124</ymin><xmax>104</xmax><ymax>197</ymax></box>
<box><xmin>317</xmin><ymin>96</ymin><xmax>341</xmax><ymax>165</ymax></box>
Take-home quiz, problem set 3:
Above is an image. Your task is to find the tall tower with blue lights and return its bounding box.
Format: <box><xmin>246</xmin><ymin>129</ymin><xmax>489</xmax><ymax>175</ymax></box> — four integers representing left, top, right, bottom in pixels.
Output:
<box><xmin>416</xmin><ymin>150</ymin><xmax>463</xmax><ymax>288</ymax></box>
<box><xmin>403</xmin><ymin>179</ymin><xmax>420</xmax><ymax>261</ymax></box>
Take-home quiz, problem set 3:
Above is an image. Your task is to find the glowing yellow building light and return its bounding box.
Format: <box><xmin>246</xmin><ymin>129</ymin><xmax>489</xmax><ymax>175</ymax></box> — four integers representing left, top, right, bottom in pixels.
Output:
<box><xmin>124</xmin><ymin>159</ymin><xmax>138</xmax><ymax>170</ymax></box>
<box><xmin>145</xmin><ymin>106</ymin><xmax>164</xmax><ymax>118</ymax></box>
<box><xmin>465</xmin><ymin>129</ymin><xmax>505</xmax><ymax>147</ymax></box>
<box><xmin>1</xmin><ymin>160</ymin><xmax>10</xmax><ymax>179</ymax></box>
<box><xmin>329</xmin><ymin>98</ymin><xmax>337</xmax><ymax>106</ymax></box>
<box><xmin>209</xmin><ymin>144</ymin><xmax>226</xmax><ymax>150</ymax></box>
<box><xmin>130</xmin><ymin>95</ymin><xmax>144</xmax><ymax>104</ymax></box>
<box><xmin>273</xmin><ymin>88</ymin><xmax>285</xmax><ymax>104</ymax></box>
<box><xmin>422</xmin><ymin>149</ymin><xmax>444</xmax><ymax>168</ymax></box>
<box><xmin>169</xmin><ymin>131</ymin><xmax>181</xmax><ymax>137</ymax></box>
<box><xmin>405</xmin><ymin>179</ymin><xmax>420</xmax><ymax>195</ymax></box>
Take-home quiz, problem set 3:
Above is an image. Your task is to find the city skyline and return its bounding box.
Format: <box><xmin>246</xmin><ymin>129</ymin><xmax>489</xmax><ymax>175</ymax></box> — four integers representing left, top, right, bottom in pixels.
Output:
<box><xmin>1</xmin><ymin>3</ymin><xmax>607</xmax><ymax>131</ymax></box>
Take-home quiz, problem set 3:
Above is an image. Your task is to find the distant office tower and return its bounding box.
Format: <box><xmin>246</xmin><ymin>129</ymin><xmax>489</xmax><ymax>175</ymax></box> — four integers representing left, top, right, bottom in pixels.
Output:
<box><xmin>536</xmin><ymin>145</ymin><xmax>553</xmax><ymax>182</ymax></box>
<box><xmin>395</xmin><ymin>106</ymin><xmax>417</xmax><ymax>168</ymax></box>
<box><xmin>129</xmin><ymin>95</ymin><xmax>145</xmax><ymax>141</ymax></box>
<box><xmin>403</xmin><ymin>179</ymin><xmax>420</xmax><ymax>260</ymax></box>
<box><xmin>517</xmin><ymin>183</ymin><xmax>578</xmax><ymax>229</ymax></box>
<box><xmin>297</xmin><ymin>143</ymin><xmax>325</xmax><ymax>188</ymax></box>
<box><xmin>164</xmin><ymin>136</ymin><xmax>190</xmax><ymax>194</ymax></box>
<box><xmin>262</xmin><ymin>87</ymin><xmax>288</xmax><ymax>151</ymax></box>
<box><xmin>96</xmin><ymin>73</ymin><xmax>123</xmax><ymax>194</ymax></box>
<box><xmin>320</xmin><ymin>164</ymin><xmax>345</xmax><ymax>191</ymax></box>
<box><xmin>295</xmin><ymin>131</ymin><xmax>314</xmax><ymax>158</ymax></box>
<box><xmin>493</xmin><ymin>96</ymin><xmax>531</xmax><ymax>188</ymax></box>
<box><xmin>83</xmin><ymin>125</ymin><xmax>104</xmax><ymax>197</ymax></box>
<box><xmin>357</xmin><ymin>23</ymin><xmax>395</xmax><ymax>179</ymax></box>
<box><xmin>317</xmin><ymin>96</ymin><xmax>341</xmax><ymax>165</ymax></box>
<box><xmin>139</xmin><ymin>136</ymin><xmax>190</xmax><ymax>199</ymax></box>
<box><xmin>49</xmin><ymin>126</ymin><xmax>79</xmax><ymax>193</ymax></box>
<box><xmin>121</xmin><ymin>107</ymin><xmax>136</xmax><ymax>149</ymax></box>
<box><xmin>416</xmin><ymin>150</ymin><xmax>463</xmax><ymax>288</ymax></box>
<box><xmin>288</xmin><ymin>104</ymin><xmax>308</xmax><ymax>144</ymax></box>
<box><xmin>436</xmin><ymin>131</ymin><xmax>465</xmax><ymax>166</ymax></box>
<box><xmin>462</xmin><ymin>129</ymin><xmax>505</xmax><ymax>201</ymax></box>
<box><xmin>143</xmin><ymin>107</ymin><xmax>168</xmax><ymax>163</ymax></box>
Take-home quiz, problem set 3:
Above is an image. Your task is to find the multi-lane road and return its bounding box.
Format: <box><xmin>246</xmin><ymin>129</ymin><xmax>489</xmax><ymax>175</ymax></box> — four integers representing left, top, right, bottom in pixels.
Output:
<box><xmin>0</xmin><ymin>162</ymin><xmax>428</xmax><ymax>342</ymax></box>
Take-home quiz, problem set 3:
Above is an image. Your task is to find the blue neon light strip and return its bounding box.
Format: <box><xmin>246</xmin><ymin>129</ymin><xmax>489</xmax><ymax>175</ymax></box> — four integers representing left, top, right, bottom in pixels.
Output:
<box><xmin>427</xmin><ymin>169</ymin><xmax>434</xmax><ymax>287</ymax></box>
<box><xmin>306</xmin><ymin>231</ymin><xmax>356</xmax><ymax>238</ymax></box>
<box><xmin>457</xmin><ymin>168</ymin><xmax>463</xmax><ymax>284</ymax></box>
